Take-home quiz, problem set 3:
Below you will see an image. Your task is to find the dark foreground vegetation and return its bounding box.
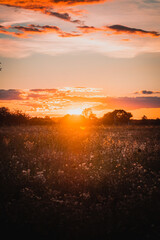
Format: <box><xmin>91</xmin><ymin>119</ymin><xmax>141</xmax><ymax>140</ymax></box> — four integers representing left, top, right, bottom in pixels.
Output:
<box><xmin>0</xmin><ymin>125</ymin><xmax>160</xmax><ymax>239</ymax></box>
<box><xmin>0</xmin><ymin>107</ymin><xmax>160</xmax><ymax>126</ymax></box>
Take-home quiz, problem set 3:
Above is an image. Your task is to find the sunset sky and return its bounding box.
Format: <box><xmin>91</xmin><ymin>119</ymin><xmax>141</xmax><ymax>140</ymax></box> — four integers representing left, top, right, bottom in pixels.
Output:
<box><xmin>0</xmin><ymin>0</ymin><xmax>160</xmax><ymax>118</ymax></box>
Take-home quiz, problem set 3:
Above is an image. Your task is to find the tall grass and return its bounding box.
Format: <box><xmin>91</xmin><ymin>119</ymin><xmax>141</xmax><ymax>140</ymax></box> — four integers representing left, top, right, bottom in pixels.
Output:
<box><xmin>0</xmin><ymin>126</ymin><xmax>160</xmax><ymax>239</ymax></box>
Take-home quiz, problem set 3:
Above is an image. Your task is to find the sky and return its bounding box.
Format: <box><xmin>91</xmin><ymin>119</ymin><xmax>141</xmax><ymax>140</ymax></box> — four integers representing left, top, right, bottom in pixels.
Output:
<box><xmin>0</xmin><ymin>0</ymin><xmax>160</xmax><ymax>118</ymax></box>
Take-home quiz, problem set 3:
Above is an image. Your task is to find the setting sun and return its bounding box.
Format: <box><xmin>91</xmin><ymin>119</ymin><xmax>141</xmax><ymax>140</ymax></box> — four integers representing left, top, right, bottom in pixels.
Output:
<box><xmin>67</xmin><ymin>108</ymin><xmax>83</xmax><ymax>115</ymax></box>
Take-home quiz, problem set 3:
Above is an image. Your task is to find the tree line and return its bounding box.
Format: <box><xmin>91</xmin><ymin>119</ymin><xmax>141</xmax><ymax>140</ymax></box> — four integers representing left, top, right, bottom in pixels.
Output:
<box><xmin>0</xmin><ymin>107</ymin><xmax>159</xmax><ymax>126</ymax></box>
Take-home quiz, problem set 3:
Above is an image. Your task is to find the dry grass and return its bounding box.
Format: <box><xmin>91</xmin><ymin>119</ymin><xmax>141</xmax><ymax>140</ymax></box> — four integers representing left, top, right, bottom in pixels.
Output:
<box><xmin>0</xmin><ymin>125</ymin><xmax>160</xmax><ymax>239</ymax></box>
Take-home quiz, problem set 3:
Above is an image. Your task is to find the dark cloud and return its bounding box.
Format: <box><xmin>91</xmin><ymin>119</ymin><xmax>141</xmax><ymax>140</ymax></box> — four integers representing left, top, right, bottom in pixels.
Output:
<box><xmin>30</xmin><ymin>89</ymin><xmax>58</xmax><ymax>93</ymax></box>
<box><xmin>45</xmin><ymin>11</ymin><xmax>71</xmax><ymax>20</ymax></box>
<box><xmin>106</xmin><ymin>24</ymin><xmax>160</xmax><ymax>37</ymax></box>
<box><xmin>77</xmin><ymin>24</ymin><xmax>160</xmax><ymax>38</ymax></box>
<box><xmin>77</xmin><ymin>25</ymin><xmax>101</xmax><ymax>33</ymax></box>
<box><xmin>0</xmin><ymin>89</ymin><xmax>22</xmax><ymax>100</ymax></box>
<box><xmin>1</xmin><ymin>24</ymin><xmax>81</xmax><ymax>38</ymax></box>
<box><xmin>1</xmin><ymin>89</ymin><xmax>160</xmax><ymax>111</ymax></box>
<box><xmin>28</xmin><ymin>24</ymin><xmax>82</xmax><ymax>37</ymax></box>
<box><xmin>134</xmin><ymin>90</ymin><xmax>160</xmax><ymax>95</ymax></box>
<box><xmin>13</xmin><ymin>26</ymin><xmax>43</xmax><ymax>33</ymax></box>
<box><xmin>27</xmin><ymin>25</ymin><xmax>61</xmax><ymax>34</ymax></box>
<box><xmin>45</xmin><ymin>10</ymin><xmax>82</xmax><ymax>23</ymax></box>
<box><xmin>141</xmin><ymin>90</ymin><xmax>154</xmax><ymax>94</ymax></box>
<box><xmin>0</xmin><ymin>1</ymin><xmax>85</xmax><ymax>24</ymax></box>
<box><xmin>96</xmin><ymin>96</ymin><xmax>160</xmax><ymax>110</ymax></box>
<box><xmin>0</xmin><ymin>0</ymin><xmax>105</xmax><ymax>8</ymax></box>
<box><xmin>51</xmin><ymin>0</ymin><xmax>105</xmax><ymax>4</ymax></box>
<box><xmin>57</xmin><ymin>94</ymin><xmax>160</xmax><ymax>110</ymax></box>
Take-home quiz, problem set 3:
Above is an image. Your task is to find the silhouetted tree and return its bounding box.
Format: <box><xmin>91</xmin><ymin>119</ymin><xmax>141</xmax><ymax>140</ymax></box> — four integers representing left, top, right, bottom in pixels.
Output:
<box><xmin>0</xmin><ymin>107</ymin><xmax>11</xmax><ymax>125</ymax></box>
<box><xmin>0</xmin><ymin>107</ymin><xmax>29</xmax><ymax>125</ymax></box>
<box><xmin>82</xmin><ymin>108</ymin><xmax>98</xmax><ymax>125</ymax></box>
<box><xmin>141</xmin><ymin>115</ymin><xmax>148</xmax><ymax>125</ymax></box>
<box><xmin>0</xmin><ymin>107</ymin><xmax>10</xmax><ymax>116</ymax></box>
<box><xmin>142</xmin><ymin>115</ymin><xmax>147</xmax><ymax>120</ymax></box>
<box><xmin>101</xmin><ymin>109</ymin><xmax>132</xmax><ymax>125</ymax></box>
<box><xmin>82</xmin><ymin>108</ymin><xmax>96</xmax><ymax>120</ymax></box>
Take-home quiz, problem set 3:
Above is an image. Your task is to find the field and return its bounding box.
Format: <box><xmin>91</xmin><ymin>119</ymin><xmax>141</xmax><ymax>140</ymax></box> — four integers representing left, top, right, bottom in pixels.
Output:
<box><xmin>0</xmin><ymin>125</ymin><xmax>160</xmax><ymax>239</ymax></box>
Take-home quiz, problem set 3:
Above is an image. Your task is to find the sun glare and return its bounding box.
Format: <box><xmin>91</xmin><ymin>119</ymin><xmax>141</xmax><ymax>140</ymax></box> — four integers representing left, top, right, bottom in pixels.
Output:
<box><xmin>67</xmin><ymin>108</ymin><xmax>83</xmax><ymax>115</ymax></box>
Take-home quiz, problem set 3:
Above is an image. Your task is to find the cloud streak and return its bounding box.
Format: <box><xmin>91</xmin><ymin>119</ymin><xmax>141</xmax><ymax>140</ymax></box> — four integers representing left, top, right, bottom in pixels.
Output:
<box><xmin>0</xmin><ymin>89</ymin><xmax>22</xmax><ymax>100</ymax></box>
<box><xmin>1</xmin><ymin>22</ymin><xmax>159</xmax><ymax>40</ymax></box>
<box><xmin>134</xmin><ymin>90</ymin><xmax>160</xmax><ymax>95</ymax></box>
<box><xmin>78</xmin><ymin>24</ymin><xmax>160</xmax><ymax>37</ymax></box>
<box><xmin>0</xmin><ymin>2</ymin><xmax>84</xmax><ymax>24</ymax></box>
<box><xmin>0</xmin><ymin>0</ymin><xmax>106</xmax><ymax>8</ymax></box>
<box><xmin>0</xmin><ymin>24</ymin><xmax>82</xmax><ymax>38</ymax></box>
<box><xmin>106</xmin><ymin>25</ymin><xmax>160</xmax><ymax>37</ymax></box>
<box><xmin>0</xmin><ymin>89</ymin><xmax>160</xmax><ymax>112</ymax></box>
<box><xmin>0</xmin><ymin>0</ymin><xmax>105</xmax><ymax>24</ymax></box>
<box><xmin>44</xmin><ymin>10</ymin><xmax>83</xmax><ymax>24</ymax></box>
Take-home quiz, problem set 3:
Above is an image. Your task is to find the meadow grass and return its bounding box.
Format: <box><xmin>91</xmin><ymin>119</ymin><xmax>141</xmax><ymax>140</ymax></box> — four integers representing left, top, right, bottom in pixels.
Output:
<box><xmin>0</xmin><ymin>125</ymin><xmax>160</xmax><ymax>239</ymax></box>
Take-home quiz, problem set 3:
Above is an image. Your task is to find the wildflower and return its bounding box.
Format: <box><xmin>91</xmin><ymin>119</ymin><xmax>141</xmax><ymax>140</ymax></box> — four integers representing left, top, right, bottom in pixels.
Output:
<box><xmin>22</xmin><ymin>169</ymin><xmax>30</xmax><ymax>176</ymax></box>
<box><xmin>81</xmin><ymin>192</ymin><xmax>90</xmax><ymax>199</ymax></box>
<box><xmin>57</xmin><ymin>169</ymin><xmax>64</xmax><ymax>175</ymax></box>
<box><xmin>24</xmin><ymin>140</ymin><xmax>34</xmax><ymax>151</ymax></box>
<box><xmin>3</xmin><ymin>137</ymin><xmax>10</xmax><ymax>146</ymax></box>
<box><xmin>90</xmin><ymin>154</ymin><xmax>94</xmax><ymax>160</ymax></box>
<box><xmin>35</xmin><ymin>171</ymin><xmax>46</xmax><ymax>183</ymax></box>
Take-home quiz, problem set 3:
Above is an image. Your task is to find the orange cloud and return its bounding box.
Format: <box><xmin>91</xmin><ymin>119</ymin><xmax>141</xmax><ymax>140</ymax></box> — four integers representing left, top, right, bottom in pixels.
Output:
<box><xmin>121</xmin><ymin>38</ymin><xmax>130</xmax><ymax>42</ymax></box>
<box><xmin>0</xmin><ymin>0</ymin><xmax>106</xmax><ymax>23</ymax></box>
<box><xmin>1</xmin><ymin>89</ymin><xmax>160</xmax><ymax>118</ymax></box>
<box><xmin>0</xmin><ymin>24</ymin><xmax>82</xmax><ymax>38</ymax></box>
<box><xmin>1</xmin><ymin>22</ymin><xmax>159</xmax><ymax>40</ymax></box>
<box><xmin>44</xmin><ymin>10</ymin><xmax>83</xmax><ymax>24</ymax></box>
<box><xmin>105</xmin><ymin>25</ymin><xmax>160</xmax><ymax>37</ymax></box>
<box><xmin>0</xmin><ymin>0</ymin><xmax>106</xmax><ymax>8</ymax></box>
<box><xmin>134</xmin><ymin>90</ymin><xmax>160</xmax><ymax>95</ymax></box>
<box><xmin>59</xmin><ymin>31</ymin><xmax>82</xmax><ymax>37</ymax></box>
<box><xmin>0</xmin><ymin>1</ymin><xmax>85</xmax><ymax>24</ymax></box>
<box><xmin>77</xmin><ymin>24</ymin><xmax>160</xmax><ymax>38</ymax></box>
<box><xmin>92</xmin><ymin>97</ymin><xmax>160</xmax><ymax>111</ymax></box>
<box><xmin>77</xmin><ymin>25</ymin><xmax>102</xmax><ymax>33</ymax></box>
